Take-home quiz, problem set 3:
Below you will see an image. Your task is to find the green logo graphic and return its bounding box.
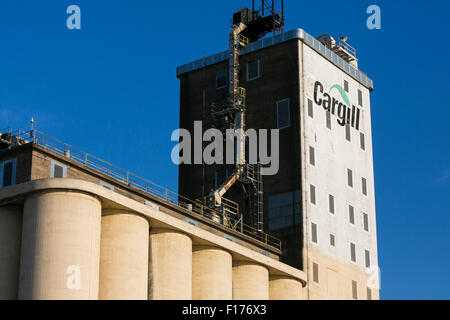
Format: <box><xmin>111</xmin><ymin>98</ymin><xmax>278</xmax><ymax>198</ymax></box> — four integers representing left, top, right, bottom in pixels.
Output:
<box><xmin>329</xmin><ymin>84</ymin><xmax>350</xmax><ymax>107</ymax></box>
<box><xmin>314</xmin><ymin>80</ymin><xmax>361</xmax><ymax>130</ymax></box>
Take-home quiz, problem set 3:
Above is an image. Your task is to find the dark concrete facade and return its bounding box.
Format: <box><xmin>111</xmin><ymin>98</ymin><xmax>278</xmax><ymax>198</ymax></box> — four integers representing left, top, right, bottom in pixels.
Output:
<box><xmin>177</xmin><ymin>39</ymin><xmax>304</xmax><ymax>269</ymax></box>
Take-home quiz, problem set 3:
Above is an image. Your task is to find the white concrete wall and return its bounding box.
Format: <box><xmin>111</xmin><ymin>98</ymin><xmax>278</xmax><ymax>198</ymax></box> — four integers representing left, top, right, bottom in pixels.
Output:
<box><xmin>300</xmin><ymin>41</ymin><xmax>379</xmax><ymax>294</ymax></box>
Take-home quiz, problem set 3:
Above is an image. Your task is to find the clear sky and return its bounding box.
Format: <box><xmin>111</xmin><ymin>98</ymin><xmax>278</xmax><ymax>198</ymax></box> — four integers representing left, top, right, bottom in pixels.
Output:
<box><xmin>1</xmin><ymin>0</ymin><xmax>449</xmax><ymax>300</ymax></box>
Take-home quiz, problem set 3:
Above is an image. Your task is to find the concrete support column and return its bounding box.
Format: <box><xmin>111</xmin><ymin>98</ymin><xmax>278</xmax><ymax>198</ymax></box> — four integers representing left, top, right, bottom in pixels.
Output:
<box><xmin>19</xmin><ymin>190</ymin><xmax>101</xmax><ymax>300</ymax></box>
<box><xmin>0</xmin><ymin>205</ymin><xmax>23</xmax><ymax>299</ymax></box>
<box><xmin>99</xmin><ymin>210</ymin><xmax>149</xmax><ymax>300</ymax></box>
<box><xmin>192</xmin><ymin>245</ymin><xmax>232</xmax><ymax>300</ymax></box>
<box><xmin>148</xmin><ymin>228</ymin><xmax>192</xmax><ymax>300</ymax></box>
<box><xmin>269</xmin><ymin>275</ymin><xmax>304</xmax><ymax>300</ymax></box>
<box><xmin>232</xmin><ymin>260</ymin><xmax>269</xmax><ymax>300</ymax></box>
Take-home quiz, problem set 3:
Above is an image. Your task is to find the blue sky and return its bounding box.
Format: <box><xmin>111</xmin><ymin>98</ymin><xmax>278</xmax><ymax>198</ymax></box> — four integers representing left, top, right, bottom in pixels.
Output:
<box><xmin>0</xmin><ymin>0</ymin><xmax>449</xmax><ymax>299</ymax></box>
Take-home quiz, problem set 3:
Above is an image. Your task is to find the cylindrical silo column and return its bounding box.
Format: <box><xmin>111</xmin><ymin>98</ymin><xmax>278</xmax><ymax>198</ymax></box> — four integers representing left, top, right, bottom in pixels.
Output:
<box><xmin>148</xmin><ymin>228</ymin><xmax>192</xmax><ymax>300</ymax></box>
<box><xmin>192</xmin><ymin>245</ymin><xmax>232</xmax><ymax>300</ymax></box>
<box><xmin>19</xmin><ymin>190</ymin><xmax>101</xmax><ymax>300</ymax></box>
<box><xmin>269</xmin><ymin>275</ymin><xmax>304</xmax><ymax>300</ymax></box>
<box><xmin>99</xmin><ymin>210</ymin><xmax>149</xmax><ymax>300</ymax></box>
<box><xmin>0</xmin><ymin>205</ymin><xmax>23</xmax><ymax>300</ymax></box>
<box><xmin>232</xmin><ymin>260</ymin><xmax>269</xmax><ymax>300</ymax></box>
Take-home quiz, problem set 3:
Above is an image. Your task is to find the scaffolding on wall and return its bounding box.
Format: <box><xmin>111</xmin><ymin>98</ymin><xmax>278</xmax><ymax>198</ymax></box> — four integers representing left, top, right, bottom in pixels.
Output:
<box><xmin>206</xmin><ymin>1</ymin><xmax>284</xmax><ymax>234</ymax></box>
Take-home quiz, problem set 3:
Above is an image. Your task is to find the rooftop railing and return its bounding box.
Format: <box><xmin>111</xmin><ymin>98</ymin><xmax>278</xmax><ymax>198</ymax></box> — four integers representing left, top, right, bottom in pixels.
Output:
<box><xmin>0</xmin><ymin>128</ymin><xmax>282</xmax><ymax>251</ymax></box>
<box><xmin>336</xmin><ymin>38</ymin><xmax>357</xmax><ymax>57</ymax></box>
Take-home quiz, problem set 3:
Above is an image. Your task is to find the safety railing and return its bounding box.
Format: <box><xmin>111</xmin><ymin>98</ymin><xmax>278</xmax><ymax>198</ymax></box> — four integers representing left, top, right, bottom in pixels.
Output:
<box><xmin>238</xmin><ymin>34</ymin><xmax>249</xmax><ymax>46</ymax></box>
<box><xmin>336</xmin><ymin>38</ymin><xmax>356</xmax><ymax>57</ymax></box>
<box><xmin>0</xmin><ymin>128</ymin><xmax>282</xmax><ymax>251</ymax></box>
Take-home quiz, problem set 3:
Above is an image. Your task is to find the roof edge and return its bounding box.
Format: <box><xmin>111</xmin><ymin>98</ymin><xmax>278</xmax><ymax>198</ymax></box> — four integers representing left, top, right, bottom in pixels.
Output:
<box><xmin>176</xmin><ymin>28</ymin><xmax>374</xmax><ymax>90</ymax></box>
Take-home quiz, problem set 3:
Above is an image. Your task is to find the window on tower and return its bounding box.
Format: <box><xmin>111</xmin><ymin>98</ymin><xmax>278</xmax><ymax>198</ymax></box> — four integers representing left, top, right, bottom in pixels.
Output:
<box><xmin>313</xmin><ymin>262</ymin><xmax>319</xmax><ymax>283</ymax></box>
<box><xmin>277</xmin><ymin>98</ymin><xmax>290</xmax><ymax>130</ymax></box>
<box><xmin>347</xmin><ymin>169</ymin><xmax>353</xmax><ymax>188</ymax></box>
<box><xmin>352</xmin><ymin>280</ymin><xmax>358</xmax><ymax>299</ymax></box>
<box><xmin>50</xmin><ymin>160</ymin><xmax>67</xmax><ymax>179</ymax></box>
<box><xmin>362</xmin><ymin>177</ymin><xmax>368</xmax><ymax>196</ymax></box>
<box><xmin>358</xmin><ymin>89</ymin><xmax>363</xmax><ymax>106</ymax></box>
<box><xmin>311</xmin><ymin>223</ymin><xmax>318</xmax><ymax>244</ymax></box>
<box><xmin>310</xmin><ymin>184</ymin><xmax>316</xmax><ymax>205</ymax></box>
<box><xmin>268</xmin><ymin>191</ymin><xmax>301</xmax><ymax>231</ymax></box>
<box><xmin>309</xmin><ymin>146</ymin><xmax>315</xmax><ymax>166</ymax></box>
<box><xmin>329</xmin><ymin>194</ymin><xmax>335</xmax><ymax>214</ymax></box>
<box><xmin>349</xmin><ymin>205</ymin><xmax>355</xmax><ymax>225</ymax></box>
<box><xmin>346</xmin><ymin>124</ymin><xmax>351</xmax><ymax>142</ymax></box>
<box><xmin>326</xmin><ymin>111</ymin><xmax>332</xmax><ymax>129</ymax></box>
<box><xmin>360</xmin><ymin>132</ymin><xmax>366</xmax><ymax>150</ymax></box>
<box><xmin>216</xmin><ymin>68</ymin><xmax>228</xmax><ymax>90</ymax></box>
<box><xmin>0</xmin><ymin>158</ymin><xmax>17</xmax><ymax>188</ymax></box>
<box><xmin>308</xmin><ymin>99</ymin><xmax>314</xmax><ymax>118</ymax></box>
<box><xmin>350</xmin><ymin>242</ymin><xmax>356</xmax><ymax>262</ymax></box>
<box><xmin>247</xmin><ymin>59</ymin><xmax>260</xmax><ymax>81</ymax></box>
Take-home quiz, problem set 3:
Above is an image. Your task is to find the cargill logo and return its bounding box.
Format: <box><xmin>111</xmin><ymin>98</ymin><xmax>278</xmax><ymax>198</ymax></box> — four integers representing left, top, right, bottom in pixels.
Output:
<box><xmin>313</xmin><ymin>81</ymin><xmax>361</xmax><ymax>130</ymax></box>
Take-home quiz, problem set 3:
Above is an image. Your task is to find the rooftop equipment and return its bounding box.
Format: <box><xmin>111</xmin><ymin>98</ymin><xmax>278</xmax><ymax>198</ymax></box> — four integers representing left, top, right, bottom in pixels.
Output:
<box><xmin>316</xmin><ymin>34</ymin><xmax>358</xmax><ymax>68</ymax></box>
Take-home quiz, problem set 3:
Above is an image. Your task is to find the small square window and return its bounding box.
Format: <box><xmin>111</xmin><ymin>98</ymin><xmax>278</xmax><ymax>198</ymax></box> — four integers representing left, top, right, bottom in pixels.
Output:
<box><xmin>308</xmin><ymin>99</ymin><xmax>314</xmax><ymax>118</ymax></box>
<box><xmin>277</xmin><ymin>99</ymin><xmax>290</xmax><ymax>130</ymax></box>
<box><xmin>313</xmin><ymin>262</ymin><xmax>319</xmax><ymax>283</ymax></box>
<box><xmin>330</xmin><ymin>234</ymin><xmax>335</xmax><ymax>247</ymax></box>
<box><xmin>3</xmin><ymin>162</ymin><xmax>13</xmax><ymax>186</ymax></box>
<box><xmin>326</xmin><ymin>111</ymin><xmax>332</xmax><ymax>129</ymax></box>
<box><xmin>360</xmin><ymin>132</ymin><xmax>366</xmax><ymax>151</ymax></box>
<box><xmin>329</xmin><ymin>194</ymin><xmax>335</xmax><ymax>214</ymax></box>
<box><xmin>352</xmin><ymin>280</ymin><xmax>358</xmax><ymax>299</ymax></box>
<box><xmin>247</xmin><ymin>59</ymin><xmax>260</xmax><ymax>81</ymax></box>
<box><xmin>350</xmin><ymin>242</ymin><xmax>356</xmax><ymax>262</ymax></box>
<box><xmin>363</xmin><ymin>212</ymin><xmax>369</xmax><ymax>232</ymax></box>
<box><xmin>362</xmin><ymin>177</ymin><xmax>368</xmax><ymax>196</ymax></box>
<box><xmin>0</xmin><ymin>159</ymin><xmax>17</xmax><ymax>188</ymax></box>
<box><xmin>50</xmin><ymin>160</ymin><xmax>67</xmax><ymax>179</ymax></box>
<box><xmin>100</xmin><ymin>181</ymin><xmax>115</xmax><ymax>191</ymax></box>
<box><xmin>311</xmin><ymin>223</ymin><xmax>318</xmax><ymax>244</ymax></box>
<box><xmin>349</xmin><ymin>205</ymin><xmax>355</xmax><ymax>224</ymax></box>
<box><xmin>344</xmin><ymin>80</ymin><xmax>349</xmax><ymax>93</ymax></box>
<box><xmin>309</xmin><ymin>146</ymin><xmax>315</xmax><ymax>166</ymax></box>
<box><xmin>347</xmin><ymin>169</ymin><xmax>353</xmax><ymax>188</ymax></box>
<box><xmin>365</xmin><ymin>250</ymin><xmax>371</xmax><ymax>268</ymax></box>
<box><xmin>216</xmin><ymin>68</ymin><xmax>228</xmax><ymax>90</ymax></box>
<box><xmin>358</xmin><ymin>89</ymin><xmax>363</xmax><ymax>106</ymax></box>
<box><xmin>310</xmin><ymin>184</ymin><xmax>316</xmax><ymax>205</ymax></box>
<box><xmin>345</xmin><ymin>124</ymin><xmax>351</xmax><ymax>142</ymax></box>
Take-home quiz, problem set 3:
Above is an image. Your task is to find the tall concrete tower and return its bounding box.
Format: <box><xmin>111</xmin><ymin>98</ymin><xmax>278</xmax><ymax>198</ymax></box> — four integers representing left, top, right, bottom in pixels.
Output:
<box><xmin>177</xmin><ymin>28</ymin><xmax>379</xmax><ymax>300</ymax></box>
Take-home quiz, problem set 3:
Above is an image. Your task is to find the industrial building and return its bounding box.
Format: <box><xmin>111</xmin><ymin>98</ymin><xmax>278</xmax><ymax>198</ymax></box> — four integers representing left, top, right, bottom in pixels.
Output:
<box><xmin>0</xmin><ymin>1</ymin><xmax>379</xmax><ymax>300</ymax></box>
<box><xmin>0</xmin><ymin>128</ymin><xmax>305</xmax><ymax>300</ymax></box>
<box><xmin>177</xmin><ymin>2</ymin><xmax>379</xmax><ymax>300</ymax></box>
